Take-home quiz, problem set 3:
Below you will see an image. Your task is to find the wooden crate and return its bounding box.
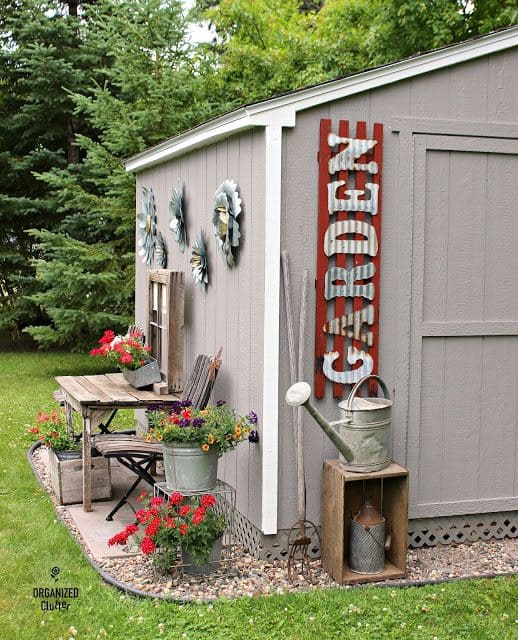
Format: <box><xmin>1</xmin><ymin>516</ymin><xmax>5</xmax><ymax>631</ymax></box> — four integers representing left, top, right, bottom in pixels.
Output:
<box><xmin>322</xmin><ymin>459</ymin><xmax>408</xmax><ymax>585</ymax></box>
<box><xmin>48</xmin><ymin>448</ymin><xmax>111</xmax><ymax>505</ymax></box>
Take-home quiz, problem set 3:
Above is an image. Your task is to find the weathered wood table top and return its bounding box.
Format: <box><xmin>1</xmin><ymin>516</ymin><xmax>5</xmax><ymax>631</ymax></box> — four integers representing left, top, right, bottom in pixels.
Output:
<box><xmin>55</xmin><ymin>373</ymin><xmax>180</xmax><ymax>512</ymax></box>
<box><xmin>55</xmin><ymin>372</ymin><xmax>180</xmax><ymax>412</ymax></box>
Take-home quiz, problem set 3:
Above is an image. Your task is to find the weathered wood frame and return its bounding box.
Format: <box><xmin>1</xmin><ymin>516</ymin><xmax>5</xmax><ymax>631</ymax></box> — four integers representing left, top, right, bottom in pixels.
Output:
<box><xmin>147</xmin><ymin>269</ymin><xmax>184</xmax><ymax>393</ymax></box>
<box><xmin>322</xmin><ymin>460</ymin><xmax>408</xmax><ymax>585</ymax></box>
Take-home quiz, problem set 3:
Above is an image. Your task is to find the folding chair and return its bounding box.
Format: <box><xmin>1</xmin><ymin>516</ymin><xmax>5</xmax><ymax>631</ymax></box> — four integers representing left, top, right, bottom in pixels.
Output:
<box><xmin>94</xmin><ymin>350</ymin><xmax>222</xmax><ymax>521</ymax></box>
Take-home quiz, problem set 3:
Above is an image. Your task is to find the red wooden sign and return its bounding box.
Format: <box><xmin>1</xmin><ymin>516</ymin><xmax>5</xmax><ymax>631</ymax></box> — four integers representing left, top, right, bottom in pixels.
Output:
<box><xmin>314</xmin><ymin>120</ymin><xmax>383</xmax><ymax>399</ymax></box>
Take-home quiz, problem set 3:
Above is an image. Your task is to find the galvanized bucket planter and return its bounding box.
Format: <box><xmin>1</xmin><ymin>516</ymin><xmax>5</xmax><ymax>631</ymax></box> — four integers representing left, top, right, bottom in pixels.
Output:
<box><xmin>338</xmin><ymin>374</ymin><xmax>392</xmax><ymax>473</ymax></box>
<box><xmin>121</xmin><ymin>358</ymin><xmax>161</xmax><ymax>389</ymax></box>
<box><xmin>181</xmin><ymin>536</ymin><xmax>223</xmax><ymax>576</ymax></box>
<box><xmin>162</xmin><ymin>441</ymin><xmax>218</xmax><ymax>492</ymax></box>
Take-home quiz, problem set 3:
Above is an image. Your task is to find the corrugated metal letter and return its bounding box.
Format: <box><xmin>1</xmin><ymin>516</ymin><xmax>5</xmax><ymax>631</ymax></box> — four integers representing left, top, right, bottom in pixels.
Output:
<box><xmin>328</xmin><ymin>181</ymin><xmax>379</xmax><ymax>215</ymax></box>
<box><xmin>324</xmin><ymin>221</ymin><xmax>378</xmax><ymax>257</ymax></box>
<box><xmin>323</xmin><ymin>346</ymin><xmax>374</xmax><ymax>384</ymax></box>
<box><xmin>327</xmin><ymin>134</ymin><xmax>378</xmax><ymax>174</ymax></box>
<box><xmin>322</xmin><ymin>304</ymin><xmax>375</xmax><ymax>346</ymax></box>
<box><xmin>325</xmin><ymin>264</ymin><xmax>375</xmax><ymax>301</ymax></box>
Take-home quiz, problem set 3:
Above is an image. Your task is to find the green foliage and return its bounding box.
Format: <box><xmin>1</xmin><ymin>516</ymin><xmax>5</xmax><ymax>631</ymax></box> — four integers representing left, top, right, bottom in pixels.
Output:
<box><xmin>24</xmin><ymin>228</ymin><xmax>132</xmax><ymax>349</ymax></box>
<box><xmin>0</xmin><ymin>0</ymin><xmax>105</xmax><ymax>336</ymax></box>
<box><xmin>1</xmin><ymin>0</ymin><xmax>515</xmax><ymax>349</ymax></box>
<box><xmin>148</xmin><ymin>402</ymin><xmax>254</xmax><ymax>454</ymax></box>
<box><xmin>27</xmin><ymin>0</ymin><xmax>216</xmax><ymax>348</ymax></box>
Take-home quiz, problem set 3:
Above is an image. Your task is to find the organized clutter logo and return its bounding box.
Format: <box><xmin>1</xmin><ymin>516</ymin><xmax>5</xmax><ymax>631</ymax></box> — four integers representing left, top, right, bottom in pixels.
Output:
<box><xmin>32</xmin><ymin>566</ymin><xmax>80</xmax><ymax>611</ymax></box>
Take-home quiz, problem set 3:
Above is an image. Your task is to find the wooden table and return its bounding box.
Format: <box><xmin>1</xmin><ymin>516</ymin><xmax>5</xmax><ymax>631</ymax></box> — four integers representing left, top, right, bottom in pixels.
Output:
<box><xmin>55</xmin><ymin>373</ymin><xmax>180</xmax><ymax>512</ymax></box>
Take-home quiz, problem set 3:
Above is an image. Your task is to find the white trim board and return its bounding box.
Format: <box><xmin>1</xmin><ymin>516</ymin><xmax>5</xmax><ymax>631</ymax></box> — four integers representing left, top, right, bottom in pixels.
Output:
<box><xmin>125</xmin><ymin>27</ymin><xmax>518</xmax><ymax>173</ymax></box>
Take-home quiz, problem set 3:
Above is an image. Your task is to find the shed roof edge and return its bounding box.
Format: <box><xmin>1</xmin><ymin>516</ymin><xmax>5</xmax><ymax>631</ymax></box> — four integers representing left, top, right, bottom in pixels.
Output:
<box><xmin>125</xmin><ymin>26</ymin><xmax>518</xmax><ymax>173</ymax></box>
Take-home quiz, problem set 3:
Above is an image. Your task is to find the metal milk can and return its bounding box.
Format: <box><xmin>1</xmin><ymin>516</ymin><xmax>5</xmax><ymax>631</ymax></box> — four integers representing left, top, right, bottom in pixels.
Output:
<box><xmin>338</xmin><ymin>375</ymin><xmax>392</xmax><ymax>473</ymax></box>
<box><xmin>349</xmin><ymin>500</ymin><xmax>387</xmax><ymax>574</ymax></box>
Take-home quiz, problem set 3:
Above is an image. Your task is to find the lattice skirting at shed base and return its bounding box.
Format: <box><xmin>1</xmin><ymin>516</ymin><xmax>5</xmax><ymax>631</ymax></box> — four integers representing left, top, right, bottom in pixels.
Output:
<box><xmin>231</xmin><ymin>507</ymin><xmax>517</xmax><ymax>560</ymax></box>
<box><xmin>408</xmin><ymin>511</ymin><xmax>517</xmax><ymax>548</ymax></box>
<box><xmin>231</xmin><ymin>508</ymin><xmax>321</xmax><ymax>561</ymax></box>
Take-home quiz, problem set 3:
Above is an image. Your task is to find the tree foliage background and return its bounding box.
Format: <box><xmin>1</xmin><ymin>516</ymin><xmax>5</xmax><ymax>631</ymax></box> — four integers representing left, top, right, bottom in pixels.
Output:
<box><xmin>0</xmin><ymin>0</ymin><xmax>515</xmax><ymax>349</ymax></box>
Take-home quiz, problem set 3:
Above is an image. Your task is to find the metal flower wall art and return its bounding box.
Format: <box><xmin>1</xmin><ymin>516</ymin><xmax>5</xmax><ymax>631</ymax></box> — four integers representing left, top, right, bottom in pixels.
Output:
<box><xmin>137</xmin><ymin>187</ymin><xmax>157</xmax><ymax>265</ymax></box>
<box><xmin>137</xmin><ymin>187</ymin><xmax>168</xmax><ymax>268</ymax></box>
<box><xmin>169</xmin><ymin>181</ymin><xmax>186</xmax><ymax>253</ymax></box>
<box><xmin>155</xmin><ymin>231</ymin><xmax>167</xmax><ymax>268</ymax></box>
<box><xmin>190</xmin><ymin>234</ymin><xmax>209</xmax><ymax>291</ymax></box>
<box><xmin>212</xmin><ymin>179</ymin><xmax>241</xmax><ymax>267</ymax></box>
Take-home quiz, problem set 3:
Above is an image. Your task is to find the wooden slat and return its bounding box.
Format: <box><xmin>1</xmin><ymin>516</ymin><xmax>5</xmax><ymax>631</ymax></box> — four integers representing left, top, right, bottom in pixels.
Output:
<box><xmin>315</xmin><ymin>119</ymin><xmax>332</xmax><ymax>398</ymax></box>
<box><xmin>369</xmin><ymin>122</ymin><xmax>383</xmax><ymax>395</ymax></box>
<box><xmin>352</xmin><ymin>121</ymin><xmax>367</xmax><ymax>394</ymax></box>
<box><xmin>167</xmin><ymin>271</ymin><xmax>185</xmax><ymax>393</ymax></box>
<box><xmin>322</xmin><ymin>460</ymin><xmax>345</xmax><ymax>583</ymax></box>
<box><xmin>55</xmin><ymin>376</ymin><xmax>101</xmax><ymax>405</ymax></box>
<box><xmin>104</xmin><ymin>373</ymin><xmax>179</xmax><ymax>402</ymax></box>
<box><xmin>76</xmin><ymin>376</ymin><xmax>114</xmax><ymax>404</ymax></box>
<box><xmin>85</xmin><ymin>374</ymin><xmax>138</xmax><ymax>404</ymax></box>
<box><xmin>332</xmin><ymin>119</ymin><xmax>349</xmax><ymax>399</ymax></box>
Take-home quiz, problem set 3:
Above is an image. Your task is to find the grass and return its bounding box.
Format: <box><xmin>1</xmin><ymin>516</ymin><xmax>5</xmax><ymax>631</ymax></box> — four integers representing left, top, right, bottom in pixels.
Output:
<box><xmin>0</xmin><ymin>350</ymin><xmax>516</xmax><ymax>640</ymax></box>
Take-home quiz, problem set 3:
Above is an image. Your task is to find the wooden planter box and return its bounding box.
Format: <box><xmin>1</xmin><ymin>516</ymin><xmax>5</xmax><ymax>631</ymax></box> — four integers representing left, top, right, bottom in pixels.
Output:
<box><xmin>48</xmin><ymin>448</ymin><xmax>111</xmax><ymax>506</ymax></box>
<box><xmin>322</xmin><ymin>459</ymin><xmax>408</xmax><ymax>585</ymax></box>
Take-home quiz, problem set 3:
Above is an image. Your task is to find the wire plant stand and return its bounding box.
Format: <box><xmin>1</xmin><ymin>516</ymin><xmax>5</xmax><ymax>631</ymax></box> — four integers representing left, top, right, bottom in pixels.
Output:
<box><xmin>153</xmin><ymin>479</ymin><xmax>238</xmax><ymax>576</ymax></box>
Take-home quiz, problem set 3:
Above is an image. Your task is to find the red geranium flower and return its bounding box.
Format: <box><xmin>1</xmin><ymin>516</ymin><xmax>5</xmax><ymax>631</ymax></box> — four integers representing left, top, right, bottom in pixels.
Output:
<box><xmin>169</xmin><ymin>492</ymin><xmax>183</xmax><ymax>505</ymax></box>
<box><xmin>140</xmin><ymin>537</ymin><xmax>156</xmax><ymax>555</ymax></box>
<box><xmin>179</xmin><ymin>523</ymin><xmax>188</xmax><ymax>536</ymax></box>
<box><xmin>200</xmin><ymin>494</ymin><xmax>216</xmax><ymax>509</ymax></box>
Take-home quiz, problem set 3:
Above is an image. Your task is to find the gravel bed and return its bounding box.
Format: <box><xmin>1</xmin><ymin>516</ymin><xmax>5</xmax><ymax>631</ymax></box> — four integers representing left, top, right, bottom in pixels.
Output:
<box><xmin>30</xmin><ymin>447</ymin><xmax>517</xmax><ymax>601</ymax></box>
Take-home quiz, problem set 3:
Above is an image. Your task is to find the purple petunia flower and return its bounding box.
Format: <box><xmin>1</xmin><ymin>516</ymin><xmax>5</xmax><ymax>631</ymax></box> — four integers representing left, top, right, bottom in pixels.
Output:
<box><xmin>178</xmin><ymin>419</ymin><xmax>191</xmax><ymax>427</ymax></box>
<box><xmin>191</xmin><ymin>418</ymin><xmax>204</xmax><ymax>427</ymax></box>
<box><xmin>181</xmin><ymin>400</ymin><xmax>192</xmax><ymax>408</ymax></box>
<box><xmin>169</xmin><ymin>401</ymin><xmax>182</xmax><ymax>415</ymax></box>
<box><xmin>246</xmin><ymin>410</ymin><xmax>258</xmax><ymax>424</ymax></box>
<box><xmin>146</xmin><ymin>403</ymin><xmax>160</xmax><ymax>413</ymax></box>
<box><xmin>216</xmin><ymin>400</ymin><xmax>226</xmax><ymax>407</ymax></box>
<box><xmin>248</xmin><ymin>430</ymin><xmax>259</xmax><ymax>443</ymax></box>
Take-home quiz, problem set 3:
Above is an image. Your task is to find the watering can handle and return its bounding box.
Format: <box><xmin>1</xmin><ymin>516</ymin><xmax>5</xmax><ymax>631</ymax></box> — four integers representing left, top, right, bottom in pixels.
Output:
<box><xmin>346</xmin><ymin>375</ymin><xmax>391</xmax><ymax>410</ymax></box>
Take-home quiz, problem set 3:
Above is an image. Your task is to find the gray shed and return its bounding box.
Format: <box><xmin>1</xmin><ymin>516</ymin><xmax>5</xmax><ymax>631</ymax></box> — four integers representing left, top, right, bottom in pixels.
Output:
<box><xmin>126</xmin><ymin>27</ymin><xmax>518</xmax><ymax>557</ymax></box>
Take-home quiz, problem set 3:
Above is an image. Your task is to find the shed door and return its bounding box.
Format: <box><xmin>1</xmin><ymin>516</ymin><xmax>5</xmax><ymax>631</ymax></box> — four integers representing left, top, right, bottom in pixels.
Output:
<box><xmin>407</xmin><ymin>133</ymin><xmax>518</xmax><ymax>519</ymax></box>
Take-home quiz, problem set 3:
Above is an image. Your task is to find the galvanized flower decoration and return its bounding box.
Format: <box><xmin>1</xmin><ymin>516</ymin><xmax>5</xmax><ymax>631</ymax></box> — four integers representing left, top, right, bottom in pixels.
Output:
<box><xmin>169</xmin><ymin>181</ymin><xmax>186</xmax><ymax>253</ymax></box>
<box><xmin>155</xmin><ymin>231</ymin><xmax>167</xmax><ymax>268</ymax></box>
<box><xmin>137</xmin><ymin>187</ymin><xmax>157</xmax><ymax>265</ymax></box>
<box><xmin>190</xmin><ymin>234</ymin><xmax>209</xmax><ymax>290</ymax></box>
<box><xmin>212</xmin><ymin>179</ymin><xmax>241</xmax><ymax>267</ymax></box>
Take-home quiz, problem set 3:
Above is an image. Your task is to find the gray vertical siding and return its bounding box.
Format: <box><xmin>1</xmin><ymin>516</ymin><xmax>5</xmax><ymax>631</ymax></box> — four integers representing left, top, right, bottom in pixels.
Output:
<box><xmin>135</xmin><ymin>129</ymin><xmax>266</xmax><ymax>528</ymax></box>
<box><xmin>279</xmin><ymin>50</ymin><xmax>518</xmax><ymax>527</ymax></box>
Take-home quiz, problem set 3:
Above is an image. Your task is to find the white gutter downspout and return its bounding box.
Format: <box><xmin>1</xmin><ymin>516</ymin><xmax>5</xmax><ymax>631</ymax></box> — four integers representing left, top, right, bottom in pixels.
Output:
<box><xmin>261</xmin><ymin>123</ymin><xmax>284</xmax><ymax>534</ymax></box>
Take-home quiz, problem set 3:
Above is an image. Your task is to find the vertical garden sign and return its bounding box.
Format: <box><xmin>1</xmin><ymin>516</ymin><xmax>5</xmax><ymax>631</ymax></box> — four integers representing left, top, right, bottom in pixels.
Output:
<box><xmin>314</xmin><ymin>120</ymin><xmax>383</xmax><ymax>399</ymax></box>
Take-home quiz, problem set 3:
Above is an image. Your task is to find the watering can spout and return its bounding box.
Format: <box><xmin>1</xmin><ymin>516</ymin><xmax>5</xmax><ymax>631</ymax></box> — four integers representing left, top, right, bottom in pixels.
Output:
<box><xmin>285</xmin><ymin>382</ymin><xmax>354</xmax><ymax>462</ymax></box>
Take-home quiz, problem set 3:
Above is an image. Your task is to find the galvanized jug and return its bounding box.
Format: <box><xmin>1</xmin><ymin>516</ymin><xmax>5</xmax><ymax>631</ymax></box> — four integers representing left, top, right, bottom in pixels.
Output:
<box><xmin>338</xmin><ymin>375</ymin><xmax>392</xmax><ymax>473</ymax></box>
<box><xmin>349</xmin><ymin>500</ymin><xmax>387</xmax><ymax>574</ymax></box>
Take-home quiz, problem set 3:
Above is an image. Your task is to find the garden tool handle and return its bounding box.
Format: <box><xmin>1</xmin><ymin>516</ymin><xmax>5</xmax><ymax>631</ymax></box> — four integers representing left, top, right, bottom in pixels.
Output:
<box><xmin>346</xmin><ymin>375</ymin><xmax>391</xmax><ymax>410</ymax></box>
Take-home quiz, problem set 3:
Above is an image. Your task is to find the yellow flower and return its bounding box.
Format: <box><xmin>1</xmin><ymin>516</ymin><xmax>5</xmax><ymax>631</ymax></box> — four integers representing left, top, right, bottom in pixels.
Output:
<box><xmin>145</xmin><ymin>434</ymin><xmax>153</xmax><ymax>442</ymax></box>
<box><xmin>235</xmin><ymin>426</ymin><xmax>242</xmax><ymax>437</ymax></box>
<box><xmin>200</xmin><ymin>409</ymin><xmax>209</xmax><ymax>416</ymax></box>
<box><xmin>156</xmin><ymin>434</ymin><xmax>163</xmax><ymax>442</ymax></box>
<box><xmin>201</xmin><ymin>443</ymin><xmax>210</xmax><ymax>452</ymax></box>
<box><xmin>208</xmin><ymin>434</ymin><xmax>214</xmax><ymax>444</ymax></box>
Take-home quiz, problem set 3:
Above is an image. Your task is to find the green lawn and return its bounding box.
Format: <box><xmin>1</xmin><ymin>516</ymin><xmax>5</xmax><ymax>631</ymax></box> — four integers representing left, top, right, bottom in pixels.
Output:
<box><xmin>0</xmin><ymin>351</ymin><xmax>516</xmax><ymax>640</ymax></box>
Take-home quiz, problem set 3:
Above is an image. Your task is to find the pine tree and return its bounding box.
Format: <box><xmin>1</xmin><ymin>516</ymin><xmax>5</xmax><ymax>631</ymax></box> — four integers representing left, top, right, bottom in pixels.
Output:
<box><xmin>0</xmin><ymin>0</ymin><xmax>104</xmax><ymax>338</ymax></box>
<box><xmin>26</xmin><ymin>0</ymin><xmax>214</xmax><ymax>349</ymax></box>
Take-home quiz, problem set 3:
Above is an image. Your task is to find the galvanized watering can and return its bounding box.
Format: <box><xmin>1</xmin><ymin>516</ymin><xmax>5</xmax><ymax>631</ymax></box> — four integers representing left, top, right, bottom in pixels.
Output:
<box><xmin>285</xmin><ymin>374</ymin><xmax>392</xmax><ymax>473</ymax></box>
